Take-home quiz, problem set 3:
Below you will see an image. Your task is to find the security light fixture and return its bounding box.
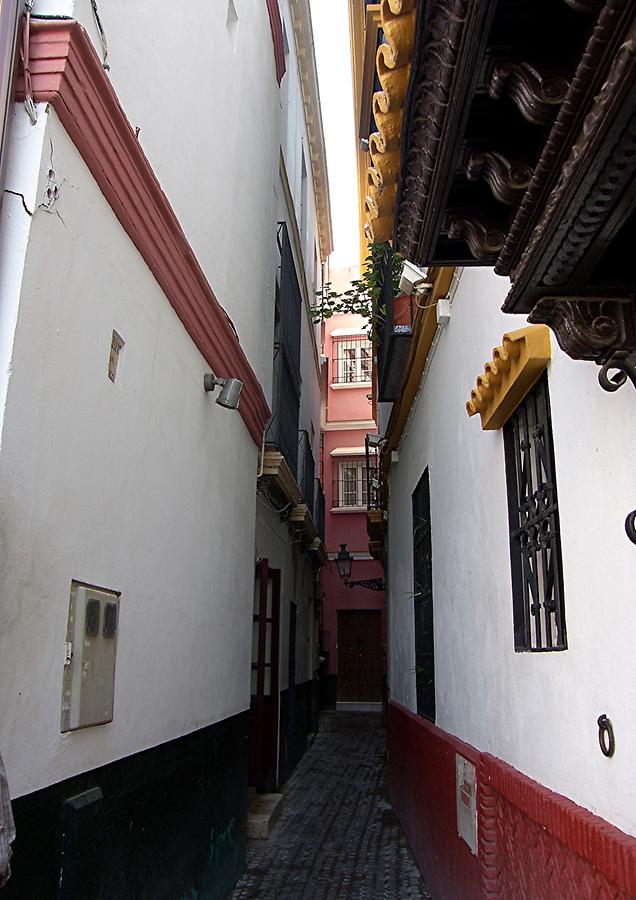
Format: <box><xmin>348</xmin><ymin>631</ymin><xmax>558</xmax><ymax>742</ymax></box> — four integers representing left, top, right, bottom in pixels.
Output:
<box><xmin>399</xmin><ymin>260</ymin><xmax>432</xmax><ymax>296</ymax></box>
<box><xmin>203</xmin><ymin>372</ymin><xmax>243</xmax><ymax>410</ymax></box>
<box><xmin>335</xmin><ymin>543</ymin><xmax>385</xmax><ymax>592</ymax></box>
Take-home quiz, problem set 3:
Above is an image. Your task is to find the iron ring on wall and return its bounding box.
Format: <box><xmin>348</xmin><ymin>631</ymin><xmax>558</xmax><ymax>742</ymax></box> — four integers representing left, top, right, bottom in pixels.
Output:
<box><xmin>597</xmin><ymin>714</ymin><xmax>615</xmax><ymax>758</ymax></box>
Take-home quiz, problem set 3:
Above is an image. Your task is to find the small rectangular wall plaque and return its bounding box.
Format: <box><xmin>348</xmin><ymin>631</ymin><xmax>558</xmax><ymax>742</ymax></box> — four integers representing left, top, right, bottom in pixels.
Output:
<box><xmin>456</xmin><ymin>753</ymin><xmax>477</xmax><ymax>854</ymax></box>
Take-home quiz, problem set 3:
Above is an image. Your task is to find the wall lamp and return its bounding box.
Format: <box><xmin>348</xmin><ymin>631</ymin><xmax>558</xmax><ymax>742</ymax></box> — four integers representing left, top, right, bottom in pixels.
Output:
<box><xmin>335</xmin><ymin>544</ymin><xmax>385</xmax><ymax>592</ymax></box>
<box><xmin>203</xmin><ymin>372</ymin><xmax>243</xmax><ymax>410</ymax></box>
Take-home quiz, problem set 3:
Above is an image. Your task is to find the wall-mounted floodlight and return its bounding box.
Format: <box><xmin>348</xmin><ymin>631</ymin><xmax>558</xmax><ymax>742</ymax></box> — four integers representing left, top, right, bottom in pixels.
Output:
<box><xmin>203</xmin><ymin>373</ymin><xmax>243</xmax><ymax>410</ymax></box>
<box><xmin>399</xmin><ymin>260</ymin><xmax>432</xmax><ymax>296</ymax></box>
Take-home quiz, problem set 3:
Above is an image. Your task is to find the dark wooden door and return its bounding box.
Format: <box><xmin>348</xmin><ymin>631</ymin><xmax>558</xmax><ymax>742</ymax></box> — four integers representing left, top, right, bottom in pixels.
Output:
<box><xmin>337</xmin><ymin>610</ymin><xmax>383</xmax><ymax>702</ymax></box>
<box><xmin>250</xmin><ymin>561</ymin><xmax>280</xmax><ymax>791</ymax></box>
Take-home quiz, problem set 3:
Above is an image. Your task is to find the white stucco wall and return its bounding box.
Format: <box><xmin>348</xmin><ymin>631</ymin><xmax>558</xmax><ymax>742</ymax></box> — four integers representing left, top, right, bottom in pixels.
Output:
<box><xmin>0</xmin><ymin>113</ymin><xmax>258</xmax><ymax>798</ymax></box>
<box><xmin>387</xmin><ymin>266</ymin><xmax>636</xmax><ymax>836</ymax></box>
<box><xmin>32</xmin><ymin>0</ymin><xmax>281</xmax><ymax>388</ymax></box>
<box><xmin>1</xmin><ymin>0</ymin><xmax>326</xmax><ymax>800</ymax></box>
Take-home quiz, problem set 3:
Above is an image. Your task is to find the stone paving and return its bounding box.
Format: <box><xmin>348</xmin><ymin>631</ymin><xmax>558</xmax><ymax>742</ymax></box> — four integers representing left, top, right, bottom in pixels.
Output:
<box><xmin>231</xmin><ymin>712</ymin><xmax>430</xmax><ymax>899</ymax></box>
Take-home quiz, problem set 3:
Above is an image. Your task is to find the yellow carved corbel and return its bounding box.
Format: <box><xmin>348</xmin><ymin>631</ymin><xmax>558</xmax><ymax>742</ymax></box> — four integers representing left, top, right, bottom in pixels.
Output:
<box><xmin>466</xmin><ymin>325</ymin><xmax>552</xmax><ymax>430</ymax></box>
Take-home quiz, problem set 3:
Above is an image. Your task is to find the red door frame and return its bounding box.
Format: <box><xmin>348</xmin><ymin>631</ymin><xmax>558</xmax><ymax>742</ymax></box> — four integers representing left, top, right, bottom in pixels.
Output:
<box><xmin>251</xmin><ymin>560</ymin><xmax>281</xmax><ymax>791</ymax></box>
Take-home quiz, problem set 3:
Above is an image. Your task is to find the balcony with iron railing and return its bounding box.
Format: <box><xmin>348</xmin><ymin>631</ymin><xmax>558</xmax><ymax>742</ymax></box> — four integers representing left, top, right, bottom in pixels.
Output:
<box><xmin>314</xmin><ymin>478</ymin><xmax>325</xmax><ymax>544</ymax></box>
<box><xmin>298</xmin><ymin>430</ymin><xmax>315</xmax><ymax>510</ymax></box>
<box><xmin>266</xmin><ymin>222</ymin><xmax>302</xmax><ymax>474</ymax></box>
<box><xmin>332</xmin><ymin>458</ymin><xmax>378</xmax><ymax>511</ymax></box>
<box><xmin>331</xmin><ymin>335</ymin><xmax>373</xmax><ymax>386</ymax></box>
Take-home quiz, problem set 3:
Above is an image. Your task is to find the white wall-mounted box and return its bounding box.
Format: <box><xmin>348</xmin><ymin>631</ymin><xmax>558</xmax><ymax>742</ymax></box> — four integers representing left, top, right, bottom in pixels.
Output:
<box><xmin>61</xmin><ymin>582</ymin><xmax>120</xmax><ymax>732</ymax></box>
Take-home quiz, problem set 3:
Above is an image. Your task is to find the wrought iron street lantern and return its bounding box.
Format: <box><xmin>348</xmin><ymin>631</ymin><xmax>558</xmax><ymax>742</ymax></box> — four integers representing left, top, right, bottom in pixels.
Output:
<box><xmin>335</xmin><ymin>543</ymin><xmax>384</xmax><ymax>591</ymax></box>
<box><xmin>335</xmin><ymin>544</ymin><xmax>353</xmax><ymax>581</ymax></box>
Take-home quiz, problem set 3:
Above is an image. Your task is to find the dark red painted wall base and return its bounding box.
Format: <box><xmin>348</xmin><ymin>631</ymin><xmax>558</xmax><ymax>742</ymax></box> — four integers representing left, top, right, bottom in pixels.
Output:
<box><xmin>388</xmin><ymin>701</ymin><xmax>636</xmax><ymax>900</ymax></box>
<box><xmin>388</xmin><ymin>701</ymin><xmax>482</xmax><ymax>900</ymax></box>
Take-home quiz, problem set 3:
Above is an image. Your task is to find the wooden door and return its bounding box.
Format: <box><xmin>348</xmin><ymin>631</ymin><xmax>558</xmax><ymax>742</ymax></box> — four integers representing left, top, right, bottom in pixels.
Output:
<box><xmin>249</xmin><ymin>561</ymin><xmax>280</xmax><ymax>791</ymax></box>
<box><xmin>337</xmin><ymin>610</ymin><xmax>383</xmax><ymax>702</ymax></box>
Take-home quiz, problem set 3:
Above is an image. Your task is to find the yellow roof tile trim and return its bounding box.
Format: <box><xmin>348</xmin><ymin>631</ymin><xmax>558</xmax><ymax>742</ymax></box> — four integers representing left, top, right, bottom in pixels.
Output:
<box><xmin>466</xmin><ymin>325</ymin><xmax>552</xmax><ymax>430</ymax></box>
<box><xmin>364</xmin><ymin>0</ymin><xmax>416</xmax><ymax>243</ymax></box>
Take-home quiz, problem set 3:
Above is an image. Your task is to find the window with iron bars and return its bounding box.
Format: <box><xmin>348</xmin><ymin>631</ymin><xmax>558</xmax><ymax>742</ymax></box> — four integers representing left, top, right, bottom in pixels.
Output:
<box><xmin>412</xmin><ymin>467</ymin><xmax>435</xmax><ymax>721</ymax></box>
<box><xmin>332</xmin><ymin>458</ymin><xmax>375</xmax><ymax>509</ymax></box>
<box><xmin>331</xmin><ymin>335</ymin><xmax>372</xmax><ymax>385</ymax></box>
<box><xmin>503</xmin><ymin>374</ymin><xmax>567</xmax><ymax>652</ymax></box>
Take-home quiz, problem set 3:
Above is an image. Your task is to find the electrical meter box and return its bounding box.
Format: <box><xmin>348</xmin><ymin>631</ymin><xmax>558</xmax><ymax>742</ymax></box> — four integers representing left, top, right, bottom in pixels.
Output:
<box><xmin>61</xmin><ymin>581</ymin><xmax>120</xmax><ymax>732</ymax></box>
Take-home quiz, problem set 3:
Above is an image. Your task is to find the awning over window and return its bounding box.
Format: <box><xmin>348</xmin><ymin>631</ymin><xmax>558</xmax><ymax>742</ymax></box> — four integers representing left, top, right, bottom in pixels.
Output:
<box><xmin>331</xmin><ymin>447</ymin><xmax>366</xmax><ymax>457</ymax></box>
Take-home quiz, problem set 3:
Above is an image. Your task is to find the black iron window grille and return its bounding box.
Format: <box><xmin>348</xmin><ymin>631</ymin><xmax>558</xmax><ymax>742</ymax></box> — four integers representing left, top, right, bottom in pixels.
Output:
<box><xmin>331</xmin><ymin>335</ymin><xmax>372</xmax><ymax>384</ymax></box>
<box><xmin>503</xmin><ymin>374</ymin><xmax>567</xmax><ymax>652</ymax></box>
<box><xmin>412</xmin><ymin>468</ymin><xmax>435</xmax><ymax>721</ymax></box>
<box><xmin>332</xmin><ymin>458</ymin><xmax>376</xmax><ymax>509</ymax></box>
<box><xmin>365</xmin><ymin>439</ymin><xmax>381</xmax><ymax>510</ymax></box>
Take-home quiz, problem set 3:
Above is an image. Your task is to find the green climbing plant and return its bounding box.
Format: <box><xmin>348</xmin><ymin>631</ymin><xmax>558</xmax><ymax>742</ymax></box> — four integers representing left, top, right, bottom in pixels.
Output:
<box><xmin>310</xmin><ymin>242</ymin><xmax>403</xmax><ymax>338</ymax></box>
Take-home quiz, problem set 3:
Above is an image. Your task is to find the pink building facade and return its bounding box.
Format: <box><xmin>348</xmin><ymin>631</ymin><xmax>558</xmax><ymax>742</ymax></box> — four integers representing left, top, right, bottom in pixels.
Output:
<box><xmin>320</xmin><ymin>312</ymin><xmax>385</xmax><ymax>710</ymax></box>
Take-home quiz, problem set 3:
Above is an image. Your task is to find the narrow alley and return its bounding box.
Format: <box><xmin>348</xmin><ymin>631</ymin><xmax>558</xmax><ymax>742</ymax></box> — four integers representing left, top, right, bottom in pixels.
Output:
<box><xmin>0</xmin><ymin>0</ymin><xmax>635</xmax><ymax>898</ymax></box>
<box><xmin>232</xmin><ymin>713</ymin><xmax>429</xmax><ymax>900</ymax></box>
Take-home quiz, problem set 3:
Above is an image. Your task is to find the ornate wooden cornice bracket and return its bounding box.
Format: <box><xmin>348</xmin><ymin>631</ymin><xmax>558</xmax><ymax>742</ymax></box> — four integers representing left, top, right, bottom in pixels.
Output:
<box><xmin>466</xmin><ymin>150</ymin><xmax>534</xmax><ymax>206</ymax></box>
<box><xmin>488</xmin><ymin>61</ymin><xmax>570</xmax><ymax>127</ymax></box>
<box><xmin>447</xmin><ymin>216</ymin><xmax>506</xmax><ymax>263</ymax></box>
<box><xmin>528</xmin><ymin>295</ymin><xmax>636</xmax><ymax>391</ymax></box>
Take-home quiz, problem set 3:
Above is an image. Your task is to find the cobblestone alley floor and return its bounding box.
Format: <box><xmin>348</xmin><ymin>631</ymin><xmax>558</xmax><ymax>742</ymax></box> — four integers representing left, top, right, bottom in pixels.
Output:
<box><xmin>231</xmin><ymin>712</ymin><xmax>430</xmax><ymax>899</ymax></box>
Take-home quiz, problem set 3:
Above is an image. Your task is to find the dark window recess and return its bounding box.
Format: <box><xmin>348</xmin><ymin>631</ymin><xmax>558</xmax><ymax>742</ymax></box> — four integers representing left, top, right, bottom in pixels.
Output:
<box><xmin>103</xmin><ymin>602</ymin><xmax>118</xmax><ymax>638</ymax></box>
<box><xmin>85</xmin><ymin>599</ymin><xmax>100</xmax><ymax>637</ymax></box>
<box><xmin>412</xmin><ymin>468</ymin><xmax>435</xmax><ymax>721</ymax></box>
<box><xmin>504</xmin><ymin>374</ymin><xmax>567</xmax><ymax>652</ymax></box>
<box><xmin>288</xmin><ymin>602</ymin><xmax>297</xmax><ymax>687</ymax></box>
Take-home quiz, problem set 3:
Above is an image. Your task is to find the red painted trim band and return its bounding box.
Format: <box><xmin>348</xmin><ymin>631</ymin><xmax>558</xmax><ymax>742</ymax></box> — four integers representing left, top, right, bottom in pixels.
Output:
<box><xmin>265</xmin><ymin>0</ymin><xmax>285</xmax><ymax>84</ymax></box>
<box><xmin>16</xmin><ymin>20</ymin><xmax>270</xmax><ymax>447</ymax></box>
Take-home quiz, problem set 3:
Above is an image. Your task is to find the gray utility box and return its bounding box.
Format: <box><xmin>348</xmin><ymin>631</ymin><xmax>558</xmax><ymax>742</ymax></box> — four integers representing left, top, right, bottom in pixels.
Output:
<box><xmin>61</xmin><ymin>581</ymin><xmax>120</xmax><ymax>732</ymax></box>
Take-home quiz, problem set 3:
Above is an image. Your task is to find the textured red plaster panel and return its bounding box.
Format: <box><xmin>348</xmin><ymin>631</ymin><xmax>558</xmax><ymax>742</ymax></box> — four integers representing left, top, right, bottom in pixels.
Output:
<box><xmin>479</xmin><ymin>754</ymin><xmax>636</xmax><ymax>899</ymax></box>
<box><xmin>389</xmin><ymin>702</ymin><xmax>636</xmax><ymax>900</ymax></box>
<box><xmin>17</xmin><ymin>20</ymin><xmax>271</xmax><ymax>447</ymax></box>
<box><xmin>387</xmin><ymin>701</ymin><xmax>482</xmax><ymax>900</ymax></box>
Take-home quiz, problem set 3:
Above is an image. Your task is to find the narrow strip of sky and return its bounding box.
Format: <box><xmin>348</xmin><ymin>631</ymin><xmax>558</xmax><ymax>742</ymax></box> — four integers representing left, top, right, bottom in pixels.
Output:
<box><xmin>310</xmin><ymin>0</ymin><xmax>359</xmax><ymax>271</ymax></box>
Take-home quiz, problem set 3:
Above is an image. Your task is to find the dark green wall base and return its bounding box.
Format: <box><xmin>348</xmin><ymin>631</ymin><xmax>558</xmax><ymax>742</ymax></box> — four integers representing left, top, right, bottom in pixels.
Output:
<box><xmin>320</xmin><ymin>674</ymin><xmax>337</xmax><ymax>709</ymax></box>
<box><xmin>278</xmin><ymin>679</ymin><xmax>319</xmax><ymax>787</ymax></box>
<box><xmin>5</xmin><ymin>711</ymin><xmax>249</xmax><ymax>900</ymax></box>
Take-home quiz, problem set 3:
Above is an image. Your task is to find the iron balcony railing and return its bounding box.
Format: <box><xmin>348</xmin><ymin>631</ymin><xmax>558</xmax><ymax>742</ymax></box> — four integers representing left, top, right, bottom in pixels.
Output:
<box><xmin>314</xmin><ymin>478</ymin><xmax>325</xmax><ymax>544</ymax></box>
<box><xmin>267</xmin><ymin>222</ymin><xmax>302</xmax><ymax>474</ymax></box>
<box><xmin>277</xmin><ymin>222</ymin><xmax>302</xmax><ymax>383</ymax></box>
<box><xmin>269</xmin><ymin>351</ymin><xmax>300</xmax><ymax>474</ymax></box>
<box><xmin>298</xmin><ymin>430</ymin><xmax>315</xmax><ymax>510</ymax></box>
